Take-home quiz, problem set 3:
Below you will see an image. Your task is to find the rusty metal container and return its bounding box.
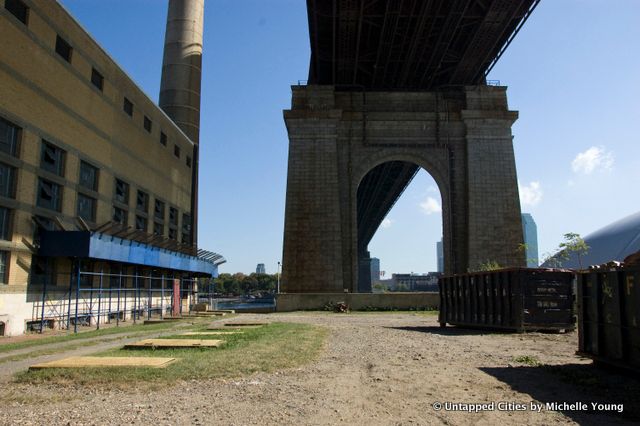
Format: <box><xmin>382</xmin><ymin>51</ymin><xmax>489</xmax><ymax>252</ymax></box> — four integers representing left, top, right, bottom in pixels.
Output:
<box><xmin>439</xmin><ymin>268</ymin><xmax>575</xmax><ymax>332</ymax></box>
<box><xmin>578</xmin><ymin>265</ymin><xmax>640</xmax><ymax>372</ymax></box>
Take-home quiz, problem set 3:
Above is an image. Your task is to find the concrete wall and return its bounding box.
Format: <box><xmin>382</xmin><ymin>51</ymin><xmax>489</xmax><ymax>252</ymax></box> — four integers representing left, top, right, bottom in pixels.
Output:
<box><xmin>281</xmin><ymin>85</ymin><xmax>525</xmax><ymax>296</ymax></box>
<box><xmin>0</xmin><ymin>291</ymin><xmax>30</xmax><ymax>336</ymax></box>
<box><xmin>276</xmin><ymin>292</ymin><xmax>439</xmax><ymax>312</ymax></box>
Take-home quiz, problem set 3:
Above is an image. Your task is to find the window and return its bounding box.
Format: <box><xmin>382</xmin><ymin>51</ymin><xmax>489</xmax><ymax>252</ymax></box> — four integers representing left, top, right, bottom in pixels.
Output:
<box><xmin>160</xmin><ymin>132</ymin><xmax>167</xmax><ymax>146</ymax></box>
<box><xmin>174</xmin><ymin>145</ymin><xmax>180</xmax><ymax>158</ymax></box>
<box><xmin>112</xmin><ymin>206</ymin><xmax>127</xmax><ymax>225</ymax></box>
<box><xmin>31</xmin><ymin>217</ymin><xmax>55</xmax><ymax>249</ymax></box>
<box><xmin>77</xmin><ymin>194</ymin><xmax>96</xmax><ymax>222</ymax></box>
<box><xmin>55</xmin><ymin>35</ymin><xmax>72</xmax><ymax>63</ymax></box>
<box><xmin>153</xmin><ymin>221</ymin><xmax>164</xmax><ymax>236</ymax></box>
<box><xmin>79</xmin><ymin>161</ymin><xmax>98</xmax><ymax>191</ymax></box>
<box><xmin>154</xmin><ymin>199</ymin><xmax>165</xmax><ymax>221</ymax></box>
<box><xmin>0</xmin><ymin>163</ymin><xmax>16</xmax><ymax>198</ymax></box>
<box><xmin>0</xmin><ymin>116</ymin><xmax>21</xmax><ymax>156</ymax></box>
<box><xmin>186</xmin><ymin>156</ymin><xmax>192</xmax><ymax>168</ymax></box>
<box><xmin>169</xmin><ymin>207</ymin><xmax>178</xmax><ymax>227</ymax></box>
<box><xmin>91</xmin><ymin>68</ymin><xmax>104</xmax><ymax>91</ymax></box>
<box><xmin>5</xmin><ymin>0</ymin><xmax>28</xmax><ymax>25</ymax></box>
<box><xmin>114</xmin><ymin>179</ymin><xmax>129</xmax><ymax>204</ymax></box>
<box><xmin>37</xmin><ymin>178</ymin><xmax>62</xmax><ymax>211</ymax></box>
<box><xmin>40</xmin><ymin>141</ymin><xmax>65</xmax><ymax>176</ymax></box>
<box><xmin>182</xmin><ymin>213</ymin><xmax>192</xmax><ymax>245</ymax></box>
<box><xmin>136</xmin><ymin>190</ymin><xmax>149</xmax><ymax>212</ymax></box>
<box><xmin>0</xmin><ymin>207</ymin><xmax>12</xmax><ymax>240</ymax></box>
<box><xmin>168</xmin><ymin>207</ymin><xmax>178</xmax><ymax>240</ymax></box>
<box><xmin>135</xmin><ymin>215</ymin><xmax>147</xmax><ymax>232</ymax></box>
<box><xmin>34</xmin><ymin>216</ymin><xmax>55</xmax><ymax>231</ymax></box>
<box><xmin>123</xmin><ymin>97</ymin><xmax>133</xmax><ymax>116</ymax></box>
<box><xmin>0</xmin><ymin>251</ymin><xmax>8</xmax><ymax>284</ymax></box>
<box><xmin>29</xmin><ymin>255</ymin><xmax>56</xmax><ymax>288</ymax></box>
<box><xmin>144</xmin><ymin>116</ymin><xmax>152</xmax><ymax>133</ymax></box>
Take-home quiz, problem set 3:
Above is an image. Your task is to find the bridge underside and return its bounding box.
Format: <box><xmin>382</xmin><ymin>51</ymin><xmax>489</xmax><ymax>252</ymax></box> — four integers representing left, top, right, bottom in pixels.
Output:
<box><xmin>281</xmin><ymin>1</ymin><xmax>533</xmax><ymax>295</ymax></box>
<box><xmin>307</xmin><ymin>0</ymin><xmax>539</xmax><ymax>89</ymax></box>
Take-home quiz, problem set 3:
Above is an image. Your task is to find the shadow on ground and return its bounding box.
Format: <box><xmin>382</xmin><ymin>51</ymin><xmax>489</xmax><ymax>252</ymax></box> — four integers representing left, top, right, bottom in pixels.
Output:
<box><xmin>387</xmin><ymin>325</ymin><xmax>501</xmax><ymax>336</ymax></box>
<box><xmin>481</xmin><ymin>363</ymin><xmax>640</xmax><ymax>424</ymax></box>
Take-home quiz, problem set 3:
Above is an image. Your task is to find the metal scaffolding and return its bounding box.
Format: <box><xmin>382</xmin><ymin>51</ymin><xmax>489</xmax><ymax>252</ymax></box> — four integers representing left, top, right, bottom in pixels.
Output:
<box><xmin>31</xmin><ymin>259</ymin><xmax>214</xmax><ymax>333</ymax></box>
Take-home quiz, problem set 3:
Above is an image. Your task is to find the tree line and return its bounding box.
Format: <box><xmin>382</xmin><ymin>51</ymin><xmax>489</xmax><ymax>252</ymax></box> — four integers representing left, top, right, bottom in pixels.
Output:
<box><xmin>212</xmin><ymin>273</ymin><xmax>278</xmax><ymax>296</ymax></box>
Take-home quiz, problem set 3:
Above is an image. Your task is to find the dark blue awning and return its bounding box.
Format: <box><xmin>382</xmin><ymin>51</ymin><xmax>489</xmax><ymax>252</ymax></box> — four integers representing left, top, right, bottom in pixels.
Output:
<box><xmin>38</xmin><ymin>231</ymin><xmax>219</xmax><ymax>277</ymax></box>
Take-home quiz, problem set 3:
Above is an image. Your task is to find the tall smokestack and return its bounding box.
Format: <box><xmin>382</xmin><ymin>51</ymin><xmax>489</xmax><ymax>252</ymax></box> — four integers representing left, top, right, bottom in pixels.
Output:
<box><xmin>160</xmin><ymin>0</ymin><xmax>204</xmax><ymax>248</ymax></box>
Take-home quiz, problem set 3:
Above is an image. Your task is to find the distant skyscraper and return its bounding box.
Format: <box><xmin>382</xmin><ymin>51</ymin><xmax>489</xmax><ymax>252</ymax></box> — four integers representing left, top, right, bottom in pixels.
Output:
<box><xmin>436</xmin><ymin>239</ymin><xmax>444</xmax><ymax>273</ymax></box>
<box><xmin>521</xmin><ymin>213</ymin><xmax>539</xmax><ymax>267</ymax></box>
<box><xmin>256</xmin><ymin>263</ymin><xmax>266</xmax><ymax>274</ymax></box>
<box><xmin>370</xmin><ymin>257</ymin><xmax>380</xmax><ymax>282</ymax></box>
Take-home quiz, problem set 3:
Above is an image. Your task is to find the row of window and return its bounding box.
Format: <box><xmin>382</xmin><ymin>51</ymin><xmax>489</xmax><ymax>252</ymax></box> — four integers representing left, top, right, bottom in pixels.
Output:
<box><xmin>0</xmin><ymin>115</ymin><xmax>193</xmax><ymax>244</ymax></box>
<box><xmin>4</xmin><ymin>0</ymin><xmax>192</xmax><ymax>169</ymax></box>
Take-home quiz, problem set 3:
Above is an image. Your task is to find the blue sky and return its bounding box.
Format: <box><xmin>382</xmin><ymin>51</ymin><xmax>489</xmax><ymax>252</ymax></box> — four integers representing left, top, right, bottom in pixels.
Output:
<box><xmin>61</xmin><ymin>0</ymin><xmax>639</xmax><ymax>275</ymax></box>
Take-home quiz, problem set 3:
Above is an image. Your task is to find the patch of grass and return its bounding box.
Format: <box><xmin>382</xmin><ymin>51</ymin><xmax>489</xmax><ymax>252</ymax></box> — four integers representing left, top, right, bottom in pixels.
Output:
<box><xmin>14</xmin><ymin>322</ymin><xmax>326</xmax><ymax>387</ymax></box>
<box><xmin>0</xmin><ymin>320</ymin><xmax>199</xmax><ymax>354</ymax></box>
<box><xmin>0</xmin><ymin>314</ymin><xmax>232</xmax><ymax>355</ymax></box>
<box><xmin>513</xmin><ymin>355</ymin><xmax>542</xmax><ymax>367</ymax></box>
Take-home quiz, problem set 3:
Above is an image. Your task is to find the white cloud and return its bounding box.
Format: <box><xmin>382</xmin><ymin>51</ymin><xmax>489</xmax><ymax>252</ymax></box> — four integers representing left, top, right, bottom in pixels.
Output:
<box><xmin>519</xmin><ymin>181</ymin><xmax>543</xmax><ymax>207</ymax></box>
<box><xmin>419</xmin><ymin>197</ymin><xmax>442</xmax><ymax>215</ymax></box>
<box><xmin>571</xmin><ymin>146</ymin><xmax>614</xmax><ymax>174</ymax></box>
<box><xmin>380</xmin><ymin>218</ymin><xmax>394</xmax><ymax>229</ymax></box>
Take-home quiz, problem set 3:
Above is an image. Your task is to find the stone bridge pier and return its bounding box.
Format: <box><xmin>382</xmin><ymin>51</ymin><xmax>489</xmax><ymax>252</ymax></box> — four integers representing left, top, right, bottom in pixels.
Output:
<box><xmin>280</xmin><ymin>85</ymin><xmax>524</xmax><ymax>295</ymax></box>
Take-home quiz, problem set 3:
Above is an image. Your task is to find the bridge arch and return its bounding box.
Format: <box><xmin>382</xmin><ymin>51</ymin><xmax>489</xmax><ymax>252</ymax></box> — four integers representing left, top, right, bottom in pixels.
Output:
<box><xmin>281</xmin><ymin>85</ymin><xmax>525</xmax><ymax>295</ymax></box>
<box><xmin>354</xmin><ymin>158</ymin><xmax>448</xmax><ymax>291</ymax></box>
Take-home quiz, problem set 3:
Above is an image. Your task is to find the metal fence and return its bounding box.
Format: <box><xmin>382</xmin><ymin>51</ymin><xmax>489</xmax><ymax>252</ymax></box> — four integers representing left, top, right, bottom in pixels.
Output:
<box><xmin>30</xmin><ymin>259</ymin><xmax>213</xmax><ymax>333</ymax></box>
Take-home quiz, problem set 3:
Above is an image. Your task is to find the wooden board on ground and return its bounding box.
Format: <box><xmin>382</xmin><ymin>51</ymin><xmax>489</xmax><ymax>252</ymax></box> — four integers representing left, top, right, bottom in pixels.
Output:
<box><xmin>181</xmin><ymin>331</ymin><xmax>243</xmax><ymax>336</ymax></box>
<box><xmin>224</xmin><ymin>322</ymin><xmax>268</xmax><ymax>327</ymax></box>
<box><xmin>29</xmin><ymin>356</ymin><xmax>177</xmax><ymax>370</ymax></box>
<box><xmin>207</xmin><ymin>325</ymin><xmax>261</xmax><ymax>330</ymax></box>
<box><xmin>143</xmin><ymin>318</ymin><xmax>183</xmax><ymax>325</ymax></box>
<box><xmin>124</xmin><ymin>339</ymin><xmax>224</xmax><ymax>349</ymax></box>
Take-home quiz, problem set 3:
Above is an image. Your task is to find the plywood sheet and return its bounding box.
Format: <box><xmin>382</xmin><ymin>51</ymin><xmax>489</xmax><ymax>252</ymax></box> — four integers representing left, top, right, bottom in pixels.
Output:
<box><xmin>124</xmin><ymin>339</ymin><xmax>224</xmax><ymax>348</ymax></box>
<box><xmin>29</xmin><ymin>356</ymin><xmax>177</xmax><ymax>369</ymax></box>
<box><xmin>181</xmin><ymin>331</ymin><xmax>243</xmax><ymax>335</ymax></box>
<box><xmin>224</xmin><ymin>322</ymin><xmax>268</xmax><ymax>327</ymax></box>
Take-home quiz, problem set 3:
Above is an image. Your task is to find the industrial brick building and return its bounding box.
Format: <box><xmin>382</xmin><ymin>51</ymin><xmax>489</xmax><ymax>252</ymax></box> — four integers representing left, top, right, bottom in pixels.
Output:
<box><xmin>0</xmin><ymin>0</ymin><xmax>221</xmax><ymax>336</ymax></box>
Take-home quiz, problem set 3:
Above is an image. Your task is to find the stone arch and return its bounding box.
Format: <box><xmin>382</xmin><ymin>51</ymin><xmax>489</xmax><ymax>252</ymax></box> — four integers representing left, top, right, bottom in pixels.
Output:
<box><xmin>280</xmin><ymin>85</ymin><xmax>525</xmax><ymax>297</ymax></box>
<box><xmin>353</xmin><ymin>155</ymin><xmax>449</xmax><ymax>292</ymax></box>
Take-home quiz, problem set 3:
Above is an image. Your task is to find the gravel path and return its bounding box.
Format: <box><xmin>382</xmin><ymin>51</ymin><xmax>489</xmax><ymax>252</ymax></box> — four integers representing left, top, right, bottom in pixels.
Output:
<box><xmin>0</xmin><ymin>312</ymin><xmax>637</xmax><ymax>425</ymax></box>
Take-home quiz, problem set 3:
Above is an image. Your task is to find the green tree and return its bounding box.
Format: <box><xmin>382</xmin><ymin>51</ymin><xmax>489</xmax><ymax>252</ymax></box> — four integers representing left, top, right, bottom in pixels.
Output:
<box><xmin>372</xmin><ymin>282</ymin><xmax>387</xmax><ymax>293</ymax></box>
<box><xmin>476</xmin><ymin>260</ymin><xmax>501</xmax><ymax>272</ymax></box>
<box><xmin>558</xmin><ymin>232</ymin><xmax>589</xmax><ymax>269</ymax></box>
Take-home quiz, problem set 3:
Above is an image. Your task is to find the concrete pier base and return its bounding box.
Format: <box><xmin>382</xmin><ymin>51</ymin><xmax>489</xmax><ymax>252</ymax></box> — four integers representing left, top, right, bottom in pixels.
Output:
<box><xmin>276</xmin><ymin>292</ymin><xmax>439</xmax><ymax>312</ymax></box>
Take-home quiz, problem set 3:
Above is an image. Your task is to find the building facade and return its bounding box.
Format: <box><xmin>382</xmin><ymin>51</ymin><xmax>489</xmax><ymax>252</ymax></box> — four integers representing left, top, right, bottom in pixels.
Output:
<box><xmin>521</xmin><ymin>213</ymin><xmax>539</xmax><ymax>267</ymax></box>
<box><xmin>370</xmin><ymin>257</ymin><xmax>380</xmax><ymax>283</ymax></box>
<box><xmin>256</xmin><ymin>263</ymin><xmax>266</xmax><ymax>274</ymax></box>
<box><xmin>0</xmin><ymin>0</ymin><xmax>220</xmax><ymax>336</ymax></box>
<box><xmin>436</xmin><ymin>239</ymin><xmax>444</xmax><ymax>273</ymax></box>
<box><xmin>391</xmin><ymin>273</ymin><xmax>441</xmax><ymax>292</ymax></box>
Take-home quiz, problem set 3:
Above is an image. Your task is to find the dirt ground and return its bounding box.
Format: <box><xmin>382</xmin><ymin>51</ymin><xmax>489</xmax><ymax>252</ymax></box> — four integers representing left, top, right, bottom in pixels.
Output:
<box><xmin>1</xmin><ymin>312</ymin><xmax>638</xmax><ymax>425</ymax></box>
